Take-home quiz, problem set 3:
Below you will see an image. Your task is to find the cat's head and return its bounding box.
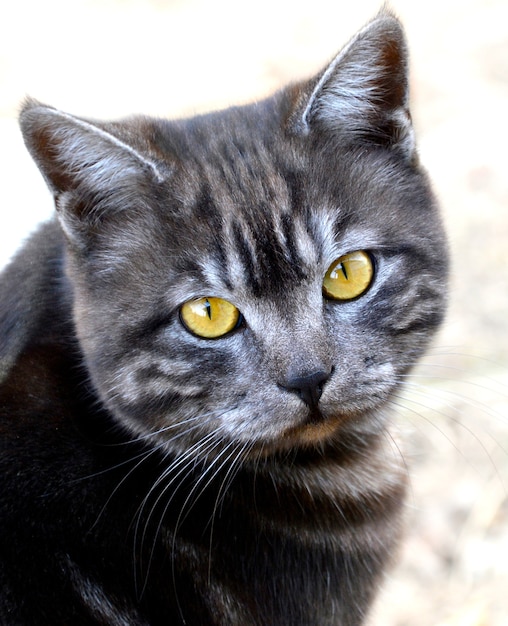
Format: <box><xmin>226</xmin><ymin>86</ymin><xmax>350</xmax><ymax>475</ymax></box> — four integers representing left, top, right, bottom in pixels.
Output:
<box><xmin>20</xmin><ymin>12</ymin><xmax>447</xmax><ymax>458</ymax></box>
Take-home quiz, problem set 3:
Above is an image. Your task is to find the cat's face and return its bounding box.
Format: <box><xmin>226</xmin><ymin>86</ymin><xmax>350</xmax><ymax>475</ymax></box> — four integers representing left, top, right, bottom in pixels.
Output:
<box><xmin>20</xmin><ymin>14</ymin><xmax>447</xmax><ymax>459</ymax></box>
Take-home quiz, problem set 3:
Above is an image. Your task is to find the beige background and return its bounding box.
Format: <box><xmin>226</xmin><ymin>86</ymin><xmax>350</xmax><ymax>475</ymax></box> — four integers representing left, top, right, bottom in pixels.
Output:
<box><xmin>1</xmin><ymin>0</ymin><xmax>507</xmax><ymax>623</ymax></box>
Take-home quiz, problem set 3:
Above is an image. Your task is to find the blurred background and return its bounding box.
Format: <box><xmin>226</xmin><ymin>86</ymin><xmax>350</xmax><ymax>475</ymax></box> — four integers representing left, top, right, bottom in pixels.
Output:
<box><xmin>1</xmin><ymin>0</ymin><xmax>507</xmax><ymax>623</ymax></box>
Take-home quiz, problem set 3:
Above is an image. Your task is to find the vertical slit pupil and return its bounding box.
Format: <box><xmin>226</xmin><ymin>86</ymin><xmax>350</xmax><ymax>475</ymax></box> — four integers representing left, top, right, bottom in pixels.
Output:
<box><xmin>340</xmin><ymin>263</ymin><xmax>348</xmax><ymax>280</ymax></box>
<box><xmin>205</xmin><ymin>299</ymin><xmax>212</xmax><ymax>320</ymax></box>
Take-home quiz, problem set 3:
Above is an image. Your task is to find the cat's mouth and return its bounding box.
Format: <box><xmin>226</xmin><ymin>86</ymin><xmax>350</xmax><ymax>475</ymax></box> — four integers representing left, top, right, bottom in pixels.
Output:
<box><xmin>261</xmin><ymin>407</ymin><xmax>347</xmax><ymax>452</ymax></box>
<box><xmin>290</xmin><ymin>412</ymin><xmax>345</xmax><ymax>446</ymax></box>
<box><xmin>304</xmin><ymin>407</ymin><xmax>327</xmax><ymax>426</ymax></box>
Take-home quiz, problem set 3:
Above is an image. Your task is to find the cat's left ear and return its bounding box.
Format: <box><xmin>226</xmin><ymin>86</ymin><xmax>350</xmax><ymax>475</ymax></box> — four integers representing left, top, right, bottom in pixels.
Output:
<box><xmin>291</xmin><ymin>11</ymin><xmax>415</xmax><ymax>160</ymax></box>
<box><xmin>19</xmin><ymin>100</ymin><xmax>167</xmax><ymax>245</ymax></box>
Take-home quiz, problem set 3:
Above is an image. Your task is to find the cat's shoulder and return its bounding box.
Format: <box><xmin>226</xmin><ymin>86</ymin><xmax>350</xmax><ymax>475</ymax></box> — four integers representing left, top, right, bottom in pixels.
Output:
<box><xmin>0</xmin><ymin>219</ymin><xmax>67</xmax><ymax>383</ymax></box>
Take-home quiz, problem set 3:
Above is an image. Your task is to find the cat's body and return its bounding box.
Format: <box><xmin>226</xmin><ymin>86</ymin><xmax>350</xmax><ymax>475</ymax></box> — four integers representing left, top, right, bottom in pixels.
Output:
<box><xmin>0</xmin><ymin>12</ymin><xmax>447</xmax><ymax>626</ymax></box>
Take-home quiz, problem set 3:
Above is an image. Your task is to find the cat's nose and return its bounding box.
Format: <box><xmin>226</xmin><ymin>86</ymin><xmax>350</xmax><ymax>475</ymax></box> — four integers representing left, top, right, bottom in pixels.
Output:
<box><xmin>281</xmin><ymin>369</ymin><xmax>331</xmax><ymax>408</ymax></box>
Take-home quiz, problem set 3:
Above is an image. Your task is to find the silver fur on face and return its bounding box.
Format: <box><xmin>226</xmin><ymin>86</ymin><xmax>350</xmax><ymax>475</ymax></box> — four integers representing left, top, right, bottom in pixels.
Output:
<box><xmin>19</xmin><ymin>13</ymin><xmax>447</xmax><ymax>464</ymax></box>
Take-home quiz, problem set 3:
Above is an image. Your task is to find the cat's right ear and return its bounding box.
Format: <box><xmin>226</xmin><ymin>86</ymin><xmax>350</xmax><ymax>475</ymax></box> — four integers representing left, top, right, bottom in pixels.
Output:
<box><xmin>19</xmin><ymin>99</ymin><xmax>167</xmax><ymax>244</ymax></box>
<box><xmin>289</xmin><ymin>11</ymin><xmax>415</xmax><ymax>160</ymax></box>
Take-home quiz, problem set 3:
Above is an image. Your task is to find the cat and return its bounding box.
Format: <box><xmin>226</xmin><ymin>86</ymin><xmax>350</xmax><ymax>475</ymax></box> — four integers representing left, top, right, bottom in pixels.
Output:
<box><xmin>0</xmin><ymin>10</ymin><xmax>448</xmax><ymax>626</ymax></box>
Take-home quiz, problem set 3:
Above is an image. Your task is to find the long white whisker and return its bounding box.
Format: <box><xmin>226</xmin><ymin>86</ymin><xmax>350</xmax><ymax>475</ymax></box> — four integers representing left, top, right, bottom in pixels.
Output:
<box><xmin>76</xmin><ymin>413</ymin><xmax>213</xmax><ymax>485</ymax></box>
<box><xmin>173</xmin><ymin>438</ymin><xmax>241</xmax><ymax>534</ymax></box>
<box><xmin>398</xmin><ymin>369</ymin><xmax>508</xmax><ymax>415</ymax></box>
<box><xmin>92</xmin><ymin>414</ymin><xmax>222</xmax><ymax>538</ymax></box>
<box><xmin>168</xmin><ymin>436</ymin><xmax>241</xmax><ymax>623</ymax></box>
<box><xmin>88</xmin><ymin>445</ymin><xmax>163</xmax><ymax>533</ymax></box>
<box><xmin>391</xmin><ymin>388</ymin><xmax>507</xmax><ymax>490</ymax></box>
<box><xmin>134</xmin><ymin>429</ymin><xmax>223</xmax><ymax>598</ymax></box>
<box><xmin>400</xmin><ymin>379</ymin><xmax>508</xmax><ymax>456</ymax></box>
<box><xmin>207</xmin><ymin>438</ymin><xmax>255</xmax><ymax>584</ymax></box>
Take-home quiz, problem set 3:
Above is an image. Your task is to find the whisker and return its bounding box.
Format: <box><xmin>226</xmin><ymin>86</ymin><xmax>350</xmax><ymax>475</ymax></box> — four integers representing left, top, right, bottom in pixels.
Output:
<box><xmin>206</xmin><ymin>438</ymin><xmax>256</xmax><ymax>583</ymax></box>
<box><xmin>389</xmin><ymin>394</ymin><xmax>473</xmax><ymax>465</ymax></box>
<box><xmin>173</xmin><ymin>438</ymin><xmax>241</xmax><ymax>533</ymax></box>
<box><xmin>168</xmin><ymin>436</ymin><xmax>242</xmax><ymax>622</ymax></box>
<box><xmin>400</xmin><ymin>378</ymin><xmax>508</xmax><ymax>457</ymax></box>
<box><xmin>391</xmin><ymin>387</ymin><xmax>507</xmax><ymax>490</ymax></box>
<box><xmin>381</xmin><ymin>411</ymin><xmax>412</xmax><ymax>485</ymax></box>
<box><xmin>72</xmin><ymin>413</ymin><xmax>213</xmax><ymax>484</ymax></box>
<box><xmin>87</xmin><ymin>445</ymin><xmax>162</xmax><ymax>534</ymax></box>
<box><xmin>133</xmin><ymin>429</ymin><xmax>223</xmax><ymax>598</ymax></box>
<box><xmin>133</xmin><ymin>405</ymin><xmax>242</xmax><ymax>599</ymax></box>
<box><xmin>398</xmin><ymin>369</ymin><xmax>508</xmax><ymax>417</ymax></box>
<box><xmin>87</xmin><ymin>413</ymin><xmax>223</xmax><ymax>534</ymax></box>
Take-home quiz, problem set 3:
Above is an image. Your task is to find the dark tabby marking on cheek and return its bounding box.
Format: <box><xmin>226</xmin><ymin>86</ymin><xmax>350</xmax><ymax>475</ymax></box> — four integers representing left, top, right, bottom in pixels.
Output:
<box><xmin>0</xmin><ymin>10</ymin><xmax>447</xmax><ymax>626</ymax></box>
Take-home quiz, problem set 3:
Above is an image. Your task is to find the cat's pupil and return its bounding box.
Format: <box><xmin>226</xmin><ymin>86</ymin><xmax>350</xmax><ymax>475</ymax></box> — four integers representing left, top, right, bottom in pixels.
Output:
<box><xmin>204</xmin><ymin>299</ymin><xmax>212</xmax><ymax>320</ymax></box>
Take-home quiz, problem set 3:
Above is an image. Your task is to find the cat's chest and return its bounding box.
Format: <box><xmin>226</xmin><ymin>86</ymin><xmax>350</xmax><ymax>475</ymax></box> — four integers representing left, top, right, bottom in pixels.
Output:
<box><xmin>151</xmin><ymin>451</ymin><xmax>406</xmax><ymax>626</ymax></box>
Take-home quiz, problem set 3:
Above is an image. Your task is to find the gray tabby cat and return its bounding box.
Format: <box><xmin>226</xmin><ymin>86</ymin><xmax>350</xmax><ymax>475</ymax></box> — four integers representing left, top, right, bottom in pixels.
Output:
<box><xmin>0</xmin><ymin>10</ymin><xmax>447</xmax><ymax>625</ymax></box>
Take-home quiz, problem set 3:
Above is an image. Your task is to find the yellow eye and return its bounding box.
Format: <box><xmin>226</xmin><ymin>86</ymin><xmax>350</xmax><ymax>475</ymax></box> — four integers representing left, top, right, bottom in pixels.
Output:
<box><xmin>180</xmin><ymin>297</ymin><xmax>241</xmax><ymax>339</ymax></box>
<box><xmin>322</xmin><ymin>251</ymin><xmax>374</xmax><ymax>301</ymax></box>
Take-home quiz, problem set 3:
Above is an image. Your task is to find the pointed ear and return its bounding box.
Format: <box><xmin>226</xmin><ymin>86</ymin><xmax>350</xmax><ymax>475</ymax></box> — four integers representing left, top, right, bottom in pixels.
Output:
<box><xmin>293</xmin><ymin>13</ymin><xmax>415</xmax><ymax>159</ymax></box>
<box><xmin>19</xmin><ymin>99</ymin><xmax>167</xmax><ymax>243</ymax></box>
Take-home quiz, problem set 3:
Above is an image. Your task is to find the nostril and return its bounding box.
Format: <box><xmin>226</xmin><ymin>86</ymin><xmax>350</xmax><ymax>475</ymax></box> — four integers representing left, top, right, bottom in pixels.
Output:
<box><xmin>281</xmin><ymin>369</ymin><xmax>332</xmax><ymax>408</ymax></box>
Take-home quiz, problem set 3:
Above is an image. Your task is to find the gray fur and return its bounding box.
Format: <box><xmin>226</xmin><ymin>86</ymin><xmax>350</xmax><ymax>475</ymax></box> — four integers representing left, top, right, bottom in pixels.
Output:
<box><xmin>1</xmin><ymin>11</ymin><xmax>448</xmax><ymax>625</ymax></box>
